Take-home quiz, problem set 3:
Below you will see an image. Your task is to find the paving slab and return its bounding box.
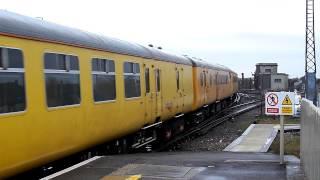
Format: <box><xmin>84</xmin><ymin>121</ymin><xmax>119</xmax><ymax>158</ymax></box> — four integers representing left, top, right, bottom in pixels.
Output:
<box><xmin>43</xmin><ymin>152</ymin><xmax>303</xmax><ymax>180</ymax></box>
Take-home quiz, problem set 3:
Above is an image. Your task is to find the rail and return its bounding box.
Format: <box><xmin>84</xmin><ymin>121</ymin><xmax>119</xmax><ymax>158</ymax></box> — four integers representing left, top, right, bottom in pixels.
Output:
<box><xmin>156</xmin><ymin>100</ymin><xmax>263</xmax><ymax>151</ymax></box>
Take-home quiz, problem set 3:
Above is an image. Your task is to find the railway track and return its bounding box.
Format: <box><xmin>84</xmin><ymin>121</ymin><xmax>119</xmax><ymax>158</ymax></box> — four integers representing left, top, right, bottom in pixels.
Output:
<box><xmin>155</xmin><ymin>100</ymin><xmax>263</xmax><ymax>151</ymax></box>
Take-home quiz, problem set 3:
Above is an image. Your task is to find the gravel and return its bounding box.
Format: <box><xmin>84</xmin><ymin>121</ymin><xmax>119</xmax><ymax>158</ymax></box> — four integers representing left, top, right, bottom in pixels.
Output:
<box><xmin>175</xmin><ymin>108</ymin><xmax>261</xmax><ymax>152</ymax></box>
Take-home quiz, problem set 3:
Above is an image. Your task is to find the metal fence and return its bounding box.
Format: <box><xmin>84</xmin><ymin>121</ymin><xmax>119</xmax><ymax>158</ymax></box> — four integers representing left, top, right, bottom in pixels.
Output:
<box><xmin>301</xmin><ymin>99</ymin><xmax>320</xmax><ymax>180</ymax></box>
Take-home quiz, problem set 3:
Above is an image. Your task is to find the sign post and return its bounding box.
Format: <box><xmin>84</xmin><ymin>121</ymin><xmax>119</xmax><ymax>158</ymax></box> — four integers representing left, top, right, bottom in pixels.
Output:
<box><xmin>280</xmin><ymin>115</ymin><xmax>284</xmax><ymax>164</ymax></box>
<box><xmin>265</xmin><ymin>92</ymin><xmax>294</xmax><ymax>165</ymax></box>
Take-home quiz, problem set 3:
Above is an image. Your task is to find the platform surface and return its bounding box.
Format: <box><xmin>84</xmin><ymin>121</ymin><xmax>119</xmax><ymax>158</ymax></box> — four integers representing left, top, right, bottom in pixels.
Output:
<box><xmin>45</xmin><ymin>152</ymin><xmax>304</xmax><ymax>180</ymax></box>
<box><xmin>224</xmin><ymin>124</ymin><xmax>278</xmax><ymax>152</ymax></box>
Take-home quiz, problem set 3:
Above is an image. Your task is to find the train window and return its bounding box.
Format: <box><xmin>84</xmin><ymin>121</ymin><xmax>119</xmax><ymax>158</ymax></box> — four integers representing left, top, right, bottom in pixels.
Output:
<box><xmin>0</xmin><ymin>47</ymin><xmax>26</xmax><ymax>114</ymax></box>
<box><xmin>176</xmin><ymin>71</ymin><xmax>180</xmax><ymax>90</ymax></box>
<box><xmin>145</xmin><ymin>68</ymin><xmax>150</xmax><ymax>94</ymax></box>
<box><xmin>124</xmin><ymin>62</ymin><xmax>141</xmax><ymax>98</ymax></box>
<box><xmin>92</xmin><ymin>58</ymin><xmax>116</xmax><ymax>102</ymax></box>
<box><xmin>210</xmin><ymin>74</ymin><xmax>213</xmax><ymax>86</ymax></box>
<box><xmin>155</xmin><ymin>69</ymin><xmax>161</xmax><ymax>92</ymax></box>
<box><xmin>200</xmin><ymin>73</ymin><xmax>203</xmax><ymax>86</ymax></box>
<box><xmin>44</xmin><ymin>53</ymin><xmax>80</xmax><ymax>107</ymax></box>
<box><xmin>233</xmin><ymin>76</ymin><xmax>238</xmax><ymax>83</ymax></box>
<box><xmin>217</xmin><ymin>74</ymin><xmax>228</xmax><ymax>85</ymax></box>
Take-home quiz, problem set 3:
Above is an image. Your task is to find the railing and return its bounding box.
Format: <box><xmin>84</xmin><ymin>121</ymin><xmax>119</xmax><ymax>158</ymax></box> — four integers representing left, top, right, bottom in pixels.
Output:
<box><xmin>301</xmin><ymin>99</ymin><xmax>320</xmax><ymax>180</ymax></box>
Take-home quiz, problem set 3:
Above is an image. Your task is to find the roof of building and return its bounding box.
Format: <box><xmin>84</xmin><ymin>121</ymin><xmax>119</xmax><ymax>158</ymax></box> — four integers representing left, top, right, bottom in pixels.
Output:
<box><xmin>0</xmin><ymin>10</ymin><xmax>192</xmax><ymax>65</ymax></box>
<box><xmin>272</xmin><ymin>73</ymin><xmax>288</xmax><ymax>76</ymax></box>
<box><xmin>256</xmin><ymin>63</ymin><xmax>278</xmax><ymax>66</ymax></box>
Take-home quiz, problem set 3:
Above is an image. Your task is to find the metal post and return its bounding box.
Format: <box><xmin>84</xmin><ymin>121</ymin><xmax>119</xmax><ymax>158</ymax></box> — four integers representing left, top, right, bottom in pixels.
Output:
<box><xmin>280</xmin><ymin>115</ymin><xmax>284</xmax><ymax>164</ymax></box>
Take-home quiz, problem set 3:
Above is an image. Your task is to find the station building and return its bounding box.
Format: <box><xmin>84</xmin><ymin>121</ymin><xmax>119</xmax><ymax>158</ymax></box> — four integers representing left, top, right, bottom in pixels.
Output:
<box><xmin>254</xmin><ymin>63</ymin><xmax>288</xmax><ymax>91</ymax></box>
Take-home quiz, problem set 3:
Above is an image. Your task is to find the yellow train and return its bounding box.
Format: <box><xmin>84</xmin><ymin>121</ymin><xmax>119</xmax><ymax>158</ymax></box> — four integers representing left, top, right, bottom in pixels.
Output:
<box><xmin>0</xmin><ymin>10</ymin><xmax>238</xmax><ymax>178</ymax></box>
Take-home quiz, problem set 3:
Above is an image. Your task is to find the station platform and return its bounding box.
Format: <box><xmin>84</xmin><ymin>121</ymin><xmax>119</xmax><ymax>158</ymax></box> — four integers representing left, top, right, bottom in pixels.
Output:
<box><xmin>224</xmin><ymin>124</ymin><xmax>300</xmax><ymax>153</ymax></box>
<box><xmin>43</xmin><ymin>152</ymin><xmax>304</xmax><ymax>180</ymax></box>
<box><xmin>224</xmin><ymin>124</ymin><xmax>278</xmax><ymax>152</ymax></box>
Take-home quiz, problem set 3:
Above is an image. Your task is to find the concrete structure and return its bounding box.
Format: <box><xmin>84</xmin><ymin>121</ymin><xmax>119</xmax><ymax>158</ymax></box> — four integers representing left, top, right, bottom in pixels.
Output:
<box><xmin>255</xmin><ymin>63</ymin><xmax>278</xmax><ymax>74</ymax></box>
<box><xmin>224</xmin><ymin>124</ymin><xmax>278</xmax><ymax>152</ymax></box>
<box><xmin>254</xmin><ymin>63</ymin><xmax>289</xmax><ymax>91</ymax></box>
<box><xmin>271</xmin><ymin>73</ymin><xmax>289</xmax><ymax>91</ymax></box>
<box><xmin>301</xmin><ymin>99</ymin><xmax>320</xmax><ymax>180</ymax></box>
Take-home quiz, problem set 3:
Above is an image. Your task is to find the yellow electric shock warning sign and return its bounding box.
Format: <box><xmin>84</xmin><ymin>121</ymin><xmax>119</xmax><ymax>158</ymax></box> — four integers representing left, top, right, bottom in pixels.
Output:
<box><xmin>282</xmin><ymin>95</ymin><xmax>292</xmax><ymax>105</ymax></box>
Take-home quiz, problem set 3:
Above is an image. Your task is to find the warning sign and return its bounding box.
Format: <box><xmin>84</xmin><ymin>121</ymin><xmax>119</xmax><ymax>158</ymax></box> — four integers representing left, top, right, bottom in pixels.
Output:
<box><xmin>282</xmin><ymin>95</ymin><xmax>292</xmax><ymax>105</ymax></box>
<box><xmin>265</xmin><ymin>92</ymin><xmax>294</xmax><ymax>116</ymax></box>
<box><xmin>281</xmin><ymin>106</ymin><xmax>293</xmax><ymax>114</ymax></box>
<box><xmin>267</xmin><ymin>93</ymin><xmax>278</xmax><ymax>106</ymax></box>
<box><xmin>267</xmin><ymin>108</ymin><xmax>279</xmax><ymax>113</ymax></box>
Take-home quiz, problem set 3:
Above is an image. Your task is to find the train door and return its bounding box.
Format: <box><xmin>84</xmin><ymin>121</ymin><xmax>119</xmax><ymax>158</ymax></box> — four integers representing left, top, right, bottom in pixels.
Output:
<box><xmin>176</xmin><ymin>65</ymin><xmax>184</xmax><ymax>113</ymax></box>
<box><xmin>144</xmin><ymin>64</ymin><xmax>156</xmax><ymax>123</ymax></box>
<box><xmin>154</xmin><ymin>68</ymin><xmax>162</xmax><ymax>118</ymax></box>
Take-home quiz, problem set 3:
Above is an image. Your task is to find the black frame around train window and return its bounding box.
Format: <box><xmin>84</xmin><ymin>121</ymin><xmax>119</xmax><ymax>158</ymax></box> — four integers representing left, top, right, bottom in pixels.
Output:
<box><xmin>145</xmin><ymin>68</ymin><xmax>150</xmax><ymax>94</ymax></box>
<box><xmin>176</xmin><ymin>70</ymin><xmax>180</xmax><ymax>90</ymax></box>
<box><xmin>44</xmin><ymin>53</ymin><xmax>80</xmax><ymax>107</ymax></box>
<box><xmin>124</xmin><ymin>62</ymin><xmax>141</xmax><ymax>98</ymax></box>
<box><xmin>0</xmin><ymin>47</ymin><xmax>26</xmax><ymax>114</ymax></box>
<box><xmin>92</xmin><ymin>58</ymin><xmax>116</xmax><ymax>102</ymax></box>
<box><xmin>155</xmin><ymin>69</ymin><xmax>161</xmax><ymax>92</ymax></box>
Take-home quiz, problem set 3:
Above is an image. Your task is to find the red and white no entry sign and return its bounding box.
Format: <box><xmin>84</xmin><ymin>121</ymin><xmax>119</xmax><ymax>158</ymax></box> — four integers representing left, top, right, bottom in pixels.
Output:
<box><xmin>267</xmin><ymin>93</ymin><xmax>278</xmax><ymax>106</ymax></box>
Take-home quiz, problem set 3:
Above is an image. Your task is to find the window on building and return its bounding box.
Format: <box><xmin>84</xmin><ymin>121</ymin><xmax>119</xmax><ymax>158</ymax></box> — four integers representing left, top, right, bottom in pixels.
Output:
<box><xmin>145</xmin><ymin>68</ymin><xmax>150</xmax><ymax>94</ymax></box>
<box><xmin>0</xmin><ymin>48</ymin><xmax>26</xmax><ymax>114</ymax></box>
<box><xmin>274</xmin><ymin>78</ymin><xmax>282</xmax><ymax>83</ymax></box>
<box><xmin>265</xmin><ymin>69</ymin><xmax>271</xmax><ymax>73</ymax></box>
<box><xmin>124</xmin><ymin>62</ymin><xmax>141</xmax><ymax>98</ymax></box>
<box><xmin>44</xmin><ymin>53</ymin><xmax>80</xmax><ymax>107</ymax></box>
<box><xmin>176</xmin><ymin>71</ymin><xmax>180</xmax><ymax>90</ymax></box>
<box><xmin>155</xmin><ymin>69</ymin><xmax>161</xmax><ymax>92</ymax></box>
<box><xmin>92</xmin><ymin>58</ymin><xmax>116</xmax><ymax>102</ymax></box>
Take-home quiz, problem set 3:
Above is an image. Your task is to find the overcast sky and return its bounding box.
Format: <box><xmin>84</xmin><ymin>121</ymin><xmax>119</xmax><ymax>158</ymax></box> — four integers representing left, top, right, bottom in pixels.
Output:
<box><xmin>0</xmin><ymin>0</ymin><xmax>316</xmax><ymax>78</ymax></box>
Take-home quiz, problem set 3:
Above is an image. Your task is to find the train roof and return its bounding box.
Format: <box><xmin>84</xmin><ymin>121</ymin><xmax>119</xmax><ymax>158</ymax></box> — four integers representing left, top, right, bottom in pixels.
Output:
<box><xmin>186</xmin><ymin>57</ymin><xmax>236</xmax><ymax>74</ymax></box>
<box><xmin>0</xmin><ymin>10</ymin><xmax>192</xmax><ymax>65</ymax></box>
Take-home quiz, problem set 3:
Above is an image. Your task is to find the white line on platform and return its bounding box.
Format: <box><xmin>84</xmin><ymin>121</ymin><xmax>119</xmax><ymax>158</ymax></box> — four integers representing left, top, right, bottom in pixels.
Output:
<box><xmin>40</xmin><ymin>156</ymin><xmax>103</xmax><ymax>180</ymax></box>
<box><xmin>224</xmin><ymin>159</ymin><xmax>279</xmax><ymax>163</ymax></box>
